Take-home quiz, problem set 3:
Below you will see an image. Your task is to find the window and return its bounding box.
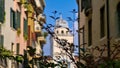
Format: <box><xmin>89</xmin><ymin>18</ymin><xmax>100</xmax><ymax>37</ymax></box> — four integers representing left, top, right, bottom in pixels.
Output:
<box><xmin>88</xmin><ymin>20</ymin><xmax>92</xmax><ymax>46</ymax></box>
<box><xmin>10</xmin><ymin>9</ymin><xmax>16</xmax><ymax>29</ymax></box>
<box><xmin>10</xmin><ymin>9</ymin><xmax>21</xmax><ymax>30</ymax></box>
<box><xmin>11</xmin><ymin>43</ymin><xmax>14</xmax><ymax>52</ymax></box>
<box><xmin>100</xmin><ymin>6</ymin><xmax>105</xmax><ymax>38</ymax></box>
<box><xmin>16</xmin><ymin>43</ymin><xmax>20</xmax><ymax>68</ymax></box>
<box><xmin>0</xmin><ymin>0</ymin><xmax>4</xmax><ymax>23</ymax></box>
<box><xmin>15</xmin><ymin>11</ymin><xmax>21</xmax><ymax>29</ymax></box>
<box><xmin>10</xmin><ymin>8</ymin><xmax>14</xmax><ymax>28</ymax></box>
<box><xmin>12</xmin><ymin>10</ymin><xmax>16</xmax><ymax>29</ymax></box>
<box><xmin>66</xmin><ymin>31</ymin><xmax>68</xmax><ymax>34</ymax></box>
<box><xmin>0</xmin><ymin>25</ymin><xmax>3</xmax><ymax>47</ymax></box>
<box><xmin>81</xmin><ymin>0</ymin><xmax>91</xmax><ymax>12</ymax></box>
<box><xmin>56</xmin><ymin>30</ymin><xmax>59</xmax><ymax>34</ymax></box>
<box><xmin>14</xmin><ymin>11</ymin><xmax>18</xmax><ymax>29</ymax></box>
<box><xmin>24</xmin><ymin>19</ymin><xmax>28</xmax><ymax>38</ymax></box>
<box><xmin>61</xmin><ymin>30</ymin><xmax>64</xmax><ymax>34</ymax></box>
<box><xmin>16</xmin><ymin>43</ymin><xmax>20</xmax><ymax>55</ymax></box>
<box><xmin>0</xmin><ymin>35</ymin><xmax>4</xmax><ymax>48</ymax></box>
<box><xmin>17</xmin><ymin>11</ymin><xmax>21</xmax><ymax>29</ymax></box>
<box><xmin>0</xmin><ymin>24</ymin><xmax>1</xmax><ymax>34</ymax></box>
<box><xmin>117</xmin><ymin>3</ymin><xmax>120</xmax><ymax>36</ymax></box>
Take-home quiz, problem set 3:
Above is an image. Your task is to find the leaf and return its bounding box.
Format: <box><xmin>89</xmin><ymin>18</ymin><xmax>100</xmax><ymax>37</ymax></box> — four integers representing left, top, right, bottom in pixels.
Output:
<box><xmin>49</xmin><ymin>16</ymin><xmax>55</xmax><ymax>20</ymax></box>
<box><xmin>67</xmin><ymin>17</ymin><xmax>73</xmax><ymax>21</ymax></box>
<box><xmin>52</xmin><ymin>11</ymin><xmax>57</xmax><ymax>14</ymax></box>
<box><xmin>15</xmin><ymin>55</ymin><xmax>23</xmax><ymax>63</ymax></box>
<box><xmin>80</xmin><ymin>48</ymin><xmax>85</xmax><ymax>52</ymax></box>
<box><xmin>56</xmin><ymin>17</ymin><xmax>60</xmax><ymax>20</ymax></box>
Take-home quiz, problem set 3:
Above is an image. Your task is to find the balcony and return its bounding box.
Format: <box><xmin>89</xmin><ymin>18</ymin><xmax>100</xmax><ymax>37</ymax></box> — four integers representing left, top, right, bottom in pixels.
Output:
<box><xmin>34</xmin><ymin>21</ymin><xmax>41</xmax><ymax>33</ymax></box>
<box><xmin>38</xmin><ymin>14</ymin><xmax>46</xmax><ymax>24</ymax></box>
<box><xmin>34</xmin><ymin>0</ymin><xmax>45</xmax><ymax>11</ymax></box>
<box><xmin>34</xmin><ymin>0</ymin><xmax>45</xmax><ymax>15</ymax></box>
<box><xmin>37</xmin><ymin>36</ymin><xmax>46</xmax><ymax>44</ymax></box>
<box><xmin>17</xmin><ymin>0</ymin><xmax>27</xmax><ymax>4</ymax></box>
<box><xmin>35</xmin><ymin>0</ymin><xmax>42</xmax><ymax>9</ymax></box>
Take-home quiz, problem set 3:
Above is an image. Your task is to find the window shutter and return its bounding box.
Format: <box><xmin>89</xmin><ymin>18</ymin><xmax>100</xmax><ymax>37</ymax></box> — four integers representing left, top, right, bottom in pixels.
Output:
<box><xmin>16</xmin><ymin>43</ymin><xmax>20</xmax><ymax>54</ymax></box>
<box><xmin>17</xmin><ymin>11</ymin><xmax>21</xmax><ymax>29</ymax></box>
<box><xmin>10</xmin><ymin>9</ymin><xmax>13</xmax><ymax>27</ymax></box>
<box><xmin>0</xmin><ymin>35</ymin><xmax>4</xmax><ymax>48</ymax></box>
<box><xmin>13</xmin><ymin>11</ymin><xmax>16</xmax><ymax>29</ymax></box>
<box><xmin>0</xmin><ymin>0</ymin><xmax>4</xmax><ymax>23</ymax></box>
<box><xmin>12</xmin><ymin>11</ymin><xmax>21</xmax><ymax>30</ymax></box>
<box><xmin>15</xmin><ymin>12</ymin><xmax>18</xmax><ymax>30</ymax></box>
<box><xmin>24</xmin><ymin>19</ymin><xmax>28</xmax><ymax>35</ymax></box>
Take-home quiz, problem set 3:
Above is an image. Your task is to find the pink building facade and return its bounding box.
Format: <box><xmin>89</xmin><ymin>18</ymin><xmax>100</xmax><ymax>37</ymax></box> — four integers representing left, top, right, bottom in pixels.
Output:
<box><xmin>13</xmin><ymin>0</ymin><xmax>27</xmax><ymax>55</ymax></box>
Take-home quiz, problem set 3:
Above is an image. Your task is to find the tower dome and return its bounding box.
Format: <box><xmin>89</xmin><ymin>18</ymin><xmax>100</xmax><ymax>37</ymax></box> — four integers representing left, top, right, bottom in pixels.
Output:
<box><xmin>55</xmin><ymin>15</ymin><xmax>68</xmax><ymax>28</ymax></box>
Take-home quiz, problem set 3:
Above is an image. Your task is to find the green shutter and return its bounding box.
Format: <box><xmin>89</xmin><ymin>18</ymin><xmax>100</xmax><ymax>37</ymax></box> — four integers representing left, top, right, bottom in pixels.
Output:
<box><xmin>17</xmin><ymin>11</ymin><xmax>21</xmax><ymax>29</ymax></box>
<box><xmin>0</xmin><ymin>35</ymin><xmax>4</xmax><ymax>48</ymax></box>
<box><xmin>10</xmin><ymin>9</ymin><xmax>13</xmax><ymax>27</ymax></box>
<box><xmin>0</xmin><ymin>0</ymin><xmax>4</xmax><ymax>23</ymax></box>
<box><xmin>16</xmin><ymin>43</ymin><xmax>20</xmax><ymax>54</ymax></box>
<box><xmin>12</xmin><ymin>11</ymin><xmax>21</xmax><ymax>30</ymax></box>
<box><xmin>13</xmin><ymin>11</ymin><xmax>16</xmax><ymax>29</ymax></box>
<box><xmin>24</xmin><ymin>19</ymin><xmax>28</xmax><ymax>40</ymax></box>
<box><xmin>24</xmin><ymin>19</ymin><xmax>28</xmax><ymax>36</ymax></box>
<box><xmin>15</xmin><ymin>12</ymin><xmax>17</xmax><ymax>29</ymax></box>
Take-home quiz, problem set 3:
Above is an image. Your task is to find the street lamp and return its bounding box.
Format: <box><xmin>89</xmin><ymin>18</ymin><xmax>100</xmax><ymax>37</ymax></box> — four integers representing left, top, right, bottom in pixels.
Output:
<box><xmin>67</xmin><ymin>9</ymin><xmax>78</xmax><ymax>53</ymax></box>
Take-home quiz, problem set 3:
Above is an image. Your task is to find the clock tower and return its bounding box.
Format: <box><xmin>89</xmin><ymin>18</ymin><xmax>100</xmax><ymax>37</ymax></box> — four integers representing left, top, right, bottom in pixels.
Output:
<box><xmin>50</xmin><ymin>15</ymin><xmax>74</xmax><ymax>68</ymax></box>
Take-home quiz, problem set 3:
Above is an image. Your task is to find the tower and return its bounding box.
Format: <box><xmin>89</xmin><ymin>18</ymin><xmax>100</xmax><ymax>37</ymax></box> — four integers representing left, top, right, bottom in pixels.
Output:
<box><xmin>50</xmin><ymin>15</ymin><xmax>74</xmax><ymax>68</ymax></box>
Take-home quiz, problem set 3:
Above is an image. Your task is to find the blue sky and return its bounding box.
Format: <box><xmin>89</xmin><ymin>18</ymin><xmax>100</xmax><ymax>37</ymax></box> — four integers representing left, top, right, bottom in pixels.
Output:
<box><xmin>43</xmin><ymin>0</ymin><xmax>78</xmax><ymax>55</ymax></box>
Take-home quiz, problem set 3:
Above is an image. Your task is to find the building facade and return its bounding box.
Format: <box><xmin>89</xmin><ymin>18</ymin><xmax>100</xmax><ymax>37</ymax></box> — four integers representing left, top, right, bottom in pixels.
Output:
<box><xmin>30</xmin><ymin>0</ymin><xmax>46</xmax><ymax>57</ymax></box>
<box><xmin>0</xmin><ymin>0</ymin><xmax>46</xmax><ymax>68</ymax></box>
<box><xmin>0</xmin><ymin>0</ymin><xmax>16</xmax><ymax>68</ymax></box>
<box><xmin>77</xmin><ymin>0</ymin><xmax>120</xmax><ymax>62</ymax></box>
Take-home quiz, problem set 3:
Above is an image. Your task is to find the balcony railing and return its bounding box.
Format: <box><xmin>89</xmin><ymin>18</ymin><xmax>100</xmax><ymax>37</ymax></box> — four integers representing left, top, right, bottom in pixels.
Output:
<box><xmin>17</xmin><ymin>0</ymin><xmax>27</xmax><ymax>4</ymax></box>
<box><xmin>34</xmin><ymin>0</ymin><xmax>45</xmax><ymax>10</ymax></box>
<box><xmin>38</xmin><ymin>14</ymin><xmax>46</xmax><ymax>23</ymax></box>
<box><xmin>37</xmin><ymin>36</ymin><xmax>46</xmax><ymax>44</ymax></box>
<box><xmin>34</xmin><ymin>22</ymin><xmax>41</xmax><ymax>33</ymax></box>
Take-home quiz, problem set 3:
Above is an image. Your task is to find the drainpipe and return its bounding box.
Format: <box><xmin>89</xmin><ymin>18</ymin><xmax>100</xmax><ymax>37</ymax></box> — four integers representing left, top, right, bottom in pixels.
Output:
<box><xmin>77</xmin><ymin>0</ymin><xmax>80</xmax><ymax>62</ymax></box>
<box><xmin>106</xmin><ymin>0</ymin><xmax>110</xmax><ymax>59</ymax></box>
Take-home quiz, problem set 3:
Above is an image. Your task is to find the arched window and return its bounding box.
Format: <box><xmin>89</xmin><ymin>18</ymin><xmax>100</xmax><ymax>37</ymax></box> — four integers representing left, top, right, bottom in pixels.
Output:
<box><xmin>56</xmin><ymin>30</ymin><xmax>59</xmax><ymax>34</ymax></box>
<box><xmin>61</xmin><ymin>30</ymin><xmax>64</xmax><ymax>34</ymax></box>
<box><xmin>66</xmin><ymin>31</ymin><xmax>68</xmax><ymax>34</ymax></box>
<box><xmin>117</xmin><ymin>2</ymin><xmax>120</xmax><ymax>36</ymax></box>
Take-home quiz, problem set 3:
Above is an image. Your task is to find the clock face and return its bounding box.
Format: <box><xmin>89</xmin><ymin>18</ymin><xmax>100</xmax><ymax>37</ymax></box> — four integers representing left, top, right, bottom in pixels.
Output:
<box><xmin>55</xmin><ymin>19</ymin><xmax>68</xmax><ymax>28</ymax></box>
<box><xmin>62</xmin><ymin>22</ymin><xmax>66</xmax><ymax>24</ymax></box>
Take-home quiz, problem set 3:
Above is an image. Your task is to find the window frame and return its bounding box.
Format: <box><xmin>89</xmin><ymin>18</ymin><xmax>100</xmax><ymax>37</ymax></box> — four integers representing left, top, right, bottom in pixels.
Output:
<box><xmin>100</xmin><ymin>5</ymin><xmax>105</xmax><ymax>38</ymax></box>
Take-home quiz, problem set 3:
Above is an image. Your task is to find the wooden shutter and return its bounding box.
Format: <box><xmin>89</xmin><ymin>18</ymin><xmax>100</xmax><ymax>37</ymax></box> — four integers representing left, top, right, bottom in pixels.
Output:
<box><xmin>0</xmin><ymin>0</ymin><xmax>4</xmax><ymax>23</ymax></box>
<box><xmin>0</xmin><ymin>35</ymin><xmax>4</xmax><ymax>48</ymax></box>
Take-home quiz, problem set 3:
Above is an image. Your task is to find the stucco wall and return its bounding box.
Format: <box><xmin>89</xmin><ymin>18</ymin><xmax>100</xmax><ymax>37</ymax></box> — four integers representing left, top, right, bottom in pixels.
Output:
<box><xmin>2</xmin><ymin>0</ymin><xmax>16</xmax><ymax>50</ymax></box>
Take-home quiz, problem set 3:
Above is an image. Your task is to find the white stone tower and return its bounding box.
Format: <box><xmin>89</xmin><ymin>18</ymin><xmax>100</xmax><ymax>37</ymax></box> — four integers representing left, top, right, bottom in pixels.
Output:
<box><xmin>50</xmin><ymin>15</ymin><xmax>74</xmax><ymax>68</ymax></box>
